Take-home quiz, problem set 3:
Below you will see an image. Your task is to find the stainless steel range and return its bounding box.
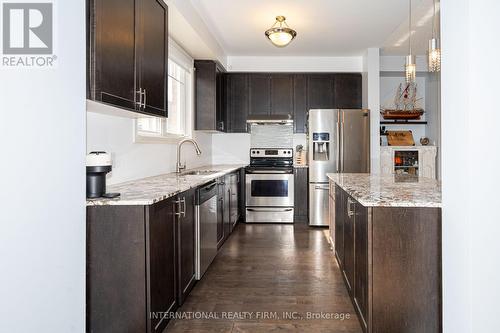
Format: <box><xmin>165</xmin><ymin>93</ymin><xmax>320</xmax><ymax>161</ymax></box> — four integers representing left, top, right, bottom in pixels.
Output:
<box><xmin>245</xmin><ymin>148</ymin><xmax>294</xmax><ymax>223</ymax></box>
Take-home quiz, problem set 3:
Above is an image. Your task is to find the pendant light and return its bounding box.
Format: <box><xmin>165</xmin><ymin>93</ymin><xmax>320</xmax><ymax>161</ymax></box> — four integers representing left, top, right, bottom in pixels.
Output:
<box><xmin>265</xmin><ymin>16</ymin><xmax>297</xmax><ymax>48</ymax></box>
<box><xmin>405</xmin><ymin>0</ymin><xmax>416</xmax><ymax>83</ymax></box>
<box><xmin>428</xmin><ymin>0</ymin><xmax>441</xmax><ymax>72</ymax></box>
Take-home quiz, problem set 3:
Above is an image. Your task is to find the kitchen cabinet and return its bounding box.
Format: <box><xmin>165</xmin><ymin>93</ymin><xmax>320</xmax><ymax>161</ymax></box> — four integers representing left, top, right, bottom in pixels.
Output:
<box><xmin>226</xmin><ymin>74</ymin><xmax>249</xmax><ymax>133</ymax></box>
<box><xmin>217</xmin><ymin>177</ymin><xmax>226</xmax><ymax>249</ymax></box>
<box><xmin>248</xmin><ymin>74</ymin><xmax>271</xmax><ymax>117</ymax></box>
<box><xmin>88</xmin><ymin>0</ymin><xmax>168</xmax><ymax>117</ymax></box>
<box><xmin>293</xmin><ymin>74</ymin><xmax>308</xmax><ymax>133</ymax></box>
<box><xmin>334</xmin><ymin>74</ymin><xmax>362</xmax><ymax>109</ymax></box>
<box><xmin>271</xmin><ymin>74</ymin><xmax>294</xmax><ymax>116</ymax></box>
<box><xmin>175</xmin><ymin>188</ymin><xmax>196</xmax><ymax>305</ymax></box>
<box><xmin>354</xmin><ymin>201</ymin><xmax>369</xmax><ymax>327</ymax></box>
<box><xmin>239</xmin><ymin>168</ymin><xmax>246</xmax><ymax>223</ymax></box>
<box><xmin>147</xmin><ymin>199</ymin><xmax>177</xmax><ymax>332</ymax></box>
<box><xmin>293</xmin><ymin>167</ymin><xmax>308</xmax><ymax>223</ymax></box>
<box><xmin>343</xmin><ymin>195</ymin><xmax>355</xmax><ymax>292</ymax></box>
<box><xmin>194</xmin><ymin>60</ymin><xmax>227</xmax><ymax>132</ymax></box>
<box><xmin>307</xmin><ymin>74</ymin><xmax>335</xmax><ymax>110</ymax></box>
<box><xmin>227</xmin><ymin>172</ymin><xmax>240</xmax><ymax>231</ymax></box>
<box><xmin>222</xmin><ymin>73</ymin><xmax>361</xmax><ymax>133</ymax></box>
<box><xmin>87</xmin><ymin>198</ymin><xmax>176</xmax><ymax>333</ymax></box>
<box><xmin>222</xmin><ymin>175</ymin><xmax>231</xmax><ymax>243</ymax></box>
<box><xmin>331</xmin><ymin>183</ymin><xmax>441</xmax><ymax>333</ymax></box>
<box><xmin>334</xmin><ymin>186</ymin><xmax>344</xmax><ymax>266</ymax></box>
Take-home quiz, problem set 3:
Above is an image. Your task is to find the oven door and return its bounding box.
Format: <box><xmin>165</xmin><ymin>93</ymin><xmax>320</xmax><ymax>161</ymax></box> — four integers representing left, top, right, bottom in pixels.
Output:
<box><xmin>245</xmin><ymin>170</ymin><xmax>294</xmax><ymax>207</ymax></box>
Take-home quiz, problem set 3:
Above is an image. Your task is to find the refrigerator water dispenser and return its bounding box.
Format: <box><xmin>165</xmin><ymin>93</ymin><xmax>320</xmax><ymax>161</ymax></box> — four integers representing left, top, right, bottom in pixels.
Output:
<box><xmin>312</xmin><ymin>132</ymin><xmax>330</xmax><ymax>161</ymax></box>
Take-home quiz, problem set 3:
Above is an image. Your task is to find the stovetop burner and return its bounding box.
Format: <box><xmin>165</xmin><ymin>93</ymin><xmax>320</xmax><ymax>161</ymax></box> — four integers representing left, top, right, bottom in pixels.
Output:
<box><xmin>249</xmin><ymin>148</ymin><xmax>294</xmax><ymax>169</ymax></box>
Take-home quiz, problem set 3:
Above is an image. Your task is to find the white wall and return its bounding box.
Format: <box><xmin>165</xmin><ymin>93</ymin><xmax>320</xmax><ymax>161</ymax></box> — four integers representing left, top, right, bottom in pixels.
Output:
<box><xmin>441</xmin><ymin>0</ymin><xmax>500</xmax><ymax>332</ymax></box>
<box><xmin>226</xmin><ymin>56</ymin><xmax>363</xmax><ymax>72</ymax></box>
<box><xmin>362</xmin><ymin>48</ymin><xmax>381</xmax><ymax>173</ymax></box>
<box><xmin>0</xmin><ymin>1</ymin><xmax>86</xmax><ymax>332</ymax></box>
<box><xmin>86</xmin><ymin>112</ymin><xmax>212</xmax><ymax>185</ymax></box>
<box><xmin>211</xmin><ymin>133</ymin><xmax>306</xmax><ymax>164</ymax></box>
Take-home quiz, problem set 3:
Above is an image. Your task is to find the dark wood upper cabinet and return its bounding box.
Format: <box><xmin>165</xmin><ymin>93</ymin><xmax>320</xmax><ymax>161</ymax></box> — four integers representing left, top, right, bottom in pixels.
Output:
<box><xmin>194</xmin><ymin>60</ymin><xmax>226</xmax><ymax>131</ymax></box>
<box><xmin>271</xmin><ymin>74</ymin><xmax>294</xmax><ymax>116</ymax></box>
<box><xmin>248</xmin><ymin>74</ymin><xmax>271</xmax><ymax>116</ymax></box>
<box><xmin>88</xmin><ymin>0</ymin><xmax>137</xmax><ymax>110</ymax></box>
<box><xmin>138</xmin><ymin>0</ymin><xmax>168</xmax><ymax>116</ymax></box>
<box><xmin>334</xmin><ymin>74</ymin><xmax>362</xmax><ymax>109</ymax></box>
<box><xmin>176</xmin><ymin>189</ymin><xmax>196</xmax><ymax>306</ymax></box>
<box><xmin>88</xmin><ymin>0</ymin><xmax>168</xmax><ymax>117</ymax></box>
<box><xmin>226</xmin><ymin>74</ymin><xmax>249</xmax><ymax>133</ymax></box>
<box><xmin>307</xmin><ymin>74</ymin><xmax>335</xmax><ymax>109</ymax></box>
<box><xmin>217</xmin><ymin>72</ymin><xmax>362</xmax><ymax>133</ymax></box>
<box><xmin>293</xmin><ymin>74</ymin><xmax>308</xmax><ymax>133</ymax></box>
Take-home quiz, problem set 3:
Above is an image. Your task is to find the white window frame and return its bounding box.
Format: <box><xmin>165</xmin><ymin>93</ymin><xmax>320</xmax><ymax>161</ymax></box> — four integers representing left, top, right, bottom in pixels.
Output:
<box><xmin>134</xmin><ymin>38</ymin><xmax>194</xmax><ymax>144</ymax></box>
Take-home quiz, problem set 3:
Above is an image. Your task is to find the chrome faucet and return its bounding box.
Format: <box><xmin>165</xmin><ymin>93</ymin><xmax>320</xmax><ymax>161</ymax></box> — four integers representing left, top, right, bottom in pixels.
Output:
<box><xmin>176</xmin><ymin>138</ymin><xmax>202</xmax><ymax>173</ymax></box>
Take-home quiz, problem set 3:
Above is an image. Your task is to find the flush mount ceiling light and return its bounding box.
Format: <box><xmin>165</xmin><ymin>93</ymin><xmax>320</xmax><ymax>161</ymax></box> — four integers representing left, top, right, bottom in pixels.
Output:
<box><xmin>405</xmin><ymin>0</ymin><xmax>416</xmax><ymax>83</ymax></box>
<box><xmin>265</xmin><ymin>16</ymin><xmax>297</xmax><ymax>48</ymax></box>
<box><xmin>428</xmin><ymin>0</ymin><xmax>441</xmax><ymax>72</ymax></box>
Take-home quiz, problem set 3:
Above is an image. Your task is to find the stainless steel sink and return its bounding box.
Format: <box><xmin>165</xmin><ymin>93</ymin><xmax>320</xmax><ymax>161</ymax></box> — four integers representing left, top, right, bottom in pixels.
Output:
<box><xmin>180</xmin><ymin>170</ymin><xmax>220</xmax><ymax>176</ymax></box>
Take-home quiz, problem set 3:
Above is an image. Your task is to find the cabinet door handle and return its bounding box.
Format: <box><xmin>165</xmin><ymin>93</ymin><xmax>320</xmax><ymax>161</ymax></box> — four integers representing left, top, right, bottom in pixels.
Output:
<box><xmin>136</xmin><ymin>88</ymin><xmax>143</xmax><ymax>108</ymax></box>
<box><xmin>143</xmin><ymin>89</ymin><xmax>147</xmax><ymax>109</ymax></box>
<box><xmin>347</xmin><ymin>198</ymin><xmax>355</xmax><ymax>218</ymax></box>
<box><xmin>181</xmin><ymin>197</ymin><xmax>186</xmax><ymax>217</ymax></box>
<box><xmin>174</xmin><ymin>199</ymin><xmax>182</xmax><ymax>217</ymax></box>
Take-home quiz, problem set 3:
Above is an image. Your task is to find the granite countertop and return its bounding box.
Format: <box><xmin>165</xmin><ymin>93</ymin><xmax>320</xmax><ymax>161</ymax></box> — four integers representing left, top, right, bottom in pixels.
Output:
<box><xmin>87</xmin><ymin>164</ymin><xmax>247</xmax><ymax>206</ymax></box>
<box><xmin>327</xmin><ymin>173</ymin><xmax>441</xmax><ymax>208</ymax></box>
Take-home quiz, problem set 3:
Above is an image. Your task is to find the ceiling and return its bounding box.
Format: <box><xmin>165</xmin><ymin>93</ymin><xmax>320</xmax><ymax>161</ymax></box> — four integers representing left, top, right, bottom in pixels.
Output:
<box><xmin>189</xmin><ymin>0</ymin><xmax>439</xmax><ymax>57</ymax></box>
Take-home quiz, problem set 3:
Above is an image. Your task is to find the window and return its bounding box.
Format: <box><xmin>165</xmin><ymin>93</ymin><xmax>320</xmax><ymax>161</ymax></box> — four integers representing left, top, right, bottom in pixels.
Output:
<box><xmin>135</xmin><ymin>48</ymin><xmax>193</xmax><ymax>142</ymax></box>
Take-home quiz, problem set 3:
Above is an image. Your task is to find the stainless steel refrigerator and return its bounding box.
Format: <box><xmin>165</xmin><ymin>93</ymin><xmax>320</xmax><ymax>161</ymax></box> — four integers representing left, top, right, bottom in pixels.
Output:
<box><xmin>308</xmin><ymin>109</ymin><xmax>370</xmax><ymax>226</ymax></box>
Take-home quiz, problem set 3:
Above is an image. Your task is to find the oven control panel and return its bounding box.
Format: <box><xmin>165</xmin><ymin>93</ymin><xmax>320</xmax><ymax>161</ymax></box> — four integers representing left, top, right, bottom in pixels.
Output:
<box><xmin>250</xmin><ymin>149</ymin><xmax>293</xmax><ymax>158</ymax></box>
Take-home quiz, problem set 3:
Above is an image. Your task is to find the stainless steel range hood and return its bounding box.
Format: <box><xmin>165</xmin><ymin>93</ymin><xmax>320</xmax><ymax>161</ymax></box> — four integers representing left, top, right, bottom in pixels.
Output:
<box><xmin>246</xmin><ymin>114</ymin><xmax>293</xmax><ymax>124</ymax></box>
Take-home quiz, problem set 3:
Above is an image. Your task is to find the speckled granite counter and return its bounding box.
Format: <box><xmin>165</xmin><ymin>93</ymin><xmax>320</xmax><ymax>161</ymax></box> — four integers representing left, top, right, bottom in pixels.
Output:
<box><xmin>327</xmin><ymin>173</ymin><xmax>441</xmax><ymax>208</ymax></box>
<box><xmin>87</xmin><ymin>164</ymin><xmax>247</xmax><ymax>206</ymax></box>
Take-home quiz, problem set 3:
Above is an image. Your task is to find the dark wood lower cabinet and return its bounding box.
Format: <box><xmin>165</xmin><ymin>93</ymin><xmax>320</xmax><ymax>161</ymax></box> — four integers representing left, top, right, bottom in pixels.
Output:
<box><xmin>87</xmin><ymin>199</ymin><xmax>177</xmax><ymax>333</ymax></box>
<box><xmin>332</xmin><ymin>184</ymin><xmax>442</xmax><ymax>333</ymax></box>
<box><xmin>146</xmin><ymin>199</ymin><xmax>177</xmax><ymax>333</ymax></box>
<box><xmin>175</xmin><ymin>189</ymin><xmax>196</xmax><ymax>306</ymax></box>
<box><xmin>334</xmin><ymin>186</ymin><xmax>345</xmax><ymax>266</ymax></box>
<box><xmin>293</xmin><ymin>167</ymin><xmax>308</xmax><ymax>223</ymax></box>
<box><xmin>353</xmin><ymin>202</ymin><xmax>369</xmax><ymax>330</ymax></box>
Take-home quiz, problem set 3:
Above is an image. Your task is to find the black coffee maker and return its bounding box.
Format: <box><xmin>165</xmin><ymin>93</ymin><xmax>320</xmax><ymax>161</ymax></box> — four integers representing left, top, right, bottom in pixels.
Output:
<box><xmin>86</xmin><ymin>151</ymin><xmax>120</xmax><ymax>199</ymax></box>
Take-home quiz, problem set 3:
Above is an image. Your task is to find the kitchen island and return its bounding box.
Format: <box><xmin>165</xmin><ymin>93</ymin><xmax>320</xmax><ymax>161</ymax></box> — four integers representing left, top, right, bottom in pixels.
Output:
<box><xmin>327</xmin><ymin>173</ymin><xmax>442</xmax><ymax>333</ymax></box>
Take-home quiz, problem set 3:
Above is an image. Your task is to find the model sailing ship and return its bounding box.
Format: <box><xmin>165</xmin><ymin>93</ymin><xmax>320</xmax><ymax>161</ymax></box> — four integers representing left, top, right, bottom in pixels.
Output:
<box><xmin>382</xmin><ymin>82</ymin><xmax>424</xmax><ymax>120</ymax></box>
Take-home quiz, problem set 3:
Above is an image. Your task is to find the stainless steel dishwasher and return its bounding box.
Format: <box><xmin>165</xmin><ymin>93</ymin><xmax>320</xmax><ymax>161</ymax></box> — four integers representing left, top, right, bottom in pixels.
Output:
<box><xmin>195</xmin><ymin>181</ymin><xmax>218</xmax><ymax>280</ymax></box>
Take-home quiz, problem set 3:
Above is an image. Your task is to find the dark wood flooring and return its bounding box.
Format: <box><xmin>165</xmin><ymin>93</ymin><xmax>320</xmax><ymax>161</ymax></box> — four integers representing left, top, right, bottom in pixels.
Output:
<box><xmin>165</xmin><ymin>223</ymin><xmax>363</xmax><ymax>333</ymax></box>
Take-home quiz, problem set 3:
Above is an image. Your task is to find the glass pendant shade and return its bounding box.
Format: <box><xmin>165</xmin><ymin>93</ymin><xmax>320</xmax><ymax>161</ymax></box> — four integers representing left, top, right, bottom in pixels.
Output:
<box><xmin>428</xmin><ymin>39</ymin><xmax>441</xmax><ymax>72</ymax></box>
<box><xmin>405</xmin><ymin>55</ymin><xmax>416</xmax><ymax>83</ymax></box>
<box><xmin>265</xmin><ymin>16</ymin><xmax>297</xmax><ymax>47</ymax></box>
<box><xmin>428</xmin><ymin>0</ymin><xmax>441</xmax><ymax>72</ymax></box>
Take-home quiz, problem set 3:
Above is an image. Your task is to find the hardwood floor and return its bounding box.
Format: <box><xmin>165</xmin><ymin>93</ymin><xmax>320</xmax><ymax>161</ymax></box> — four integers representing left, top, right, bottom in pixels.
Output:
<box><xmin>165</xmin><ymin>223</ymin><xmax>363</xmax><ymax>333</ymax></box>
